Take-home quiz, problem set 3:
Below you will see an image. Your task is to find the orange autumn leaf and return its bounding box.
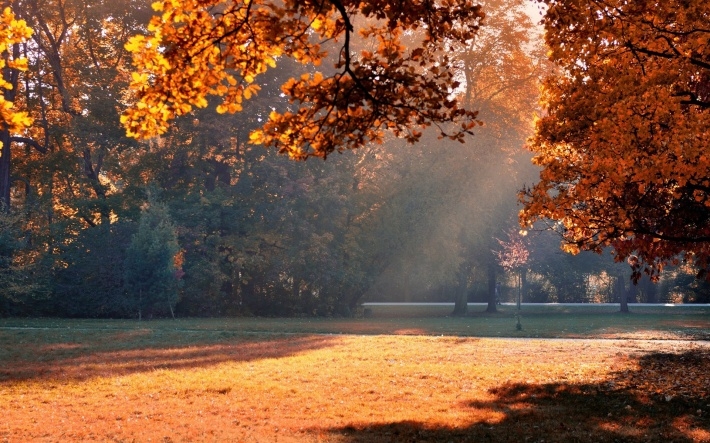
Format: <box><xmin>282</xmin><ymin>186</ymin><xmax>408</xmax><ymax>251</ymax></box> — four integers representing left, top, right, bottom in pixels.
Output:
<box><xmin>122</xmin><ymin>0</ymin><xmax>484</xmax><ymax>158</ymax></box>
<box><xmin>521</xmin><ymin>0</ymin><xmax>710</xmax><ymax>281</ymax></box>
<box><xmin>0</xmin><ymin>6</ymin><xmax>33</xmax><ymax>143</ymax></box>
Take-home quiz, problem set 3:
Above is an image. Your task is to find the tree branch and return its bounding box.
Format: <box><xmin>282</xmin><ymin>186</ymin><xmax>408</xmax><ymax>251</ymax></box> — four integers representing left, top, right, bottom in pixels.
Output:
<box><xmin>10</xmin><ymin>136</ymin><xmax>47</xmax><ymax>154</ymax></box>
<box><xmin>624</xmin><ymin>41</ymin><xmax>710</xmax><ymax>71</ymax></box>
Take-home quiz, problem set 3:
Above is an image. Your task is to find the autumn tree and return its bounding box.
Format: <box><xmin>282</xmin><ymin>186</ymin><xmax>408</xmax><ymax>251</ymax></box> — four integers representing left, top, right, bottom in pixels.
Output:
<box><xmin>0</xmin><ymin>0</ymin><xmax>151</xmax><ymax>285</ymax></box>
<box><xmin>0</xmin><ymin>0</ymin><xmax>160</xmax><ymax>316</ymax></box>
<box><xmin>0</xmin><ymin>4</ymin><xmax>33</xmax><ymax>210</ymax></box>
<box><xmin>0</xmin><ymin>5</ymin><xmax>48</xmax><ymax>315</ymax></box>
<box><xmin>122</xmin><ymin>0</ymin><xmax>483</xmax><ymax>158</ymax></box>
<box><xmin>495</xmin><ymin>228</ymin><xmax>529</xmax><ymax>309</ymax></box>
<box><xmin>521</xmin><ymin>0</ymin><xmax>710</xmax><ymax>280</ymax></box>
<box><xmin>14</xmin><ymin>0</ymin><xmax>149</xmax><ymax>226</ymax></box>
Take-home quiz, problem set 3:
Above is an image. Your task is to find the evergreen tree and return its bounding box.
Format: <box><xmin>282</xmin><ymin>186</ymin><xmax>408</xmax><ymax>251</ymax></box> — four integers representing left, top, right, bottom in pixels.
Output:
<box><xmin>0</xmin><ymin>206</ymin><xmax>49</xmax><ymax>314</ymax></box>
<box><xmin>52</xmin><ymin>221</ymin><xmax>136</xmax><ymax>318</ymax></box>
<box><xmin>123</xmin><ymin>194</ymin><xmax>181</xmax><ymax>319</ymax></box>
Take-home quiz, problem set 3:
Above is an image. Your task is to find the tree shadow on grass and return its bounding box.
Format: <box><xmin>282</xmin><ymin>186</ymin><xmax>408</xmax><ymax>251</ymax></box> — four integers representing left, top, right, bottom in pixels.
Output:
<box><xmin>327</xmin><ymin>350</ymin><xmax>710</xmax><ymax>443</ymax></box>
<box><xmin>0</xmin><ymin>329</ymin><xmax>339</xmax><ymax>384</ymax></box>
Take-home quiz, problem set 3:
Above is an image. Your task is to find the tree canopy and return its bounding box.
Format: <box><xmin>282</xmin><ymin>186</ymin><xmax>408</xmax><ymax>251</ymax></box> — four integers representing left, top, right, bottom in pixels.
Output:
<box><xmin>0</xmin><ymin>6</ymin><xmax>32</xmax><ymax>139</ymax></box>
<box><xmin>0</xmin><ymin>5</ymin><xmax>33</xmax><ymax>209</ymax></box>
<box><xmin>121</xmin><ymin>0</ymin><xmax>484</xmax><ymax>159</ymax></box>
<box><xmin>521</xmin><ymin>0</ymin><xmax>710</xmax><ymax>280</ymax></box>
<box><xmin>4</xmin><ymin>0</ymin><xmax>710</xmax><ymax>318</ymax></box>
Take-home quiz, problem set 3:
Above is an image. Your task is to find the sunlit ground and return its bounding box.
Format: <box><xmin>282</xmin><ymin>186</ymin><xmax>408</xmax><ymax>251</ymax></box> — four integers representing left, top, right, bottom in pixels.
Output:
<box><xmin>1</xmin><ymin>314</ymin><xmax>709</xmax><ymax>442</ymax></box>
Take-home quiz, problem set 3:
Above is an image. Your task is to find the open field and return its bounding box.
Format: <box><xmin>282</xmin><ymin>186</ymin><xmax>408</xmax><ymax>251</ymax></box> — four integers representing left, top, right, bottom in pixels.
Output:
<box><xmin>4</xmin><ymin>303</ymin><xmax>707</xmax><ymax>340</ymax></box>
<box><xmin>362</xmin><ymin>303</ymin><xmax>710</xmax><ymax>340</ymax></box>
<box><xmin>1</xmin><ymin>306</ymin><xmax>709</xmax><ymax>442</ymax></box>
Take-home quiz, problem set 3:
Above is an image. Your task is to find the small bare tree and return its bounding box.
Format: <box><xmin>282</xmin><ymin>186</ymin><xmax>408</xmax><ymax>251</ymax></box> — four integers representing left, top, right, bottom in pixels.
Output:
<box><xmin>495</xmin><ymin>229</ymin><xmax>529</xmax><ymax>310</ymax></box>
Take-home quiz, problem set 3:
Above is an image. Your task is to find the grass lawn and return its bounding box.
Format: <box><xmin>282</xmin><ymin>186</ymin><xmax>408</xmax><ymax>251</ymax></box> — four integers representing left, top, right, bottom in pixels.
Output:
<box><xmin>1</xmin><ymin>306</ymin><xmax>709</xmax><ymax>442</ymax></box>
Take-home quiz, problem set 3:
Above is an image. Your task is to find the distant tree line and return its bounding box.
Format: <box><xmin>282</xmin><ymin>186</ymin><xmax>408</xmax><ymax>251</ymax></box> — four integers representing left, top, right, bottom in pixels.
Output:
<box><xmin>0</xmin><ymin>0</ymin><xmax>707</xmax><ymax>319</ymax></box>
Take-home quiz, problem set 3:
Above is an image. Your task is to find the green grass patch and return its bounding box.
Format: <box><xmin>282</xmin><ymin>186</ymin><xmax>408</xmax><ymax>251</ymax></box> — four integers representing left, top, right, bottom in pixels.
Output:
<box><xmin>3</xmin><ymin>303</ymin><xmax>708</xmax><ymax>340</ymax></box>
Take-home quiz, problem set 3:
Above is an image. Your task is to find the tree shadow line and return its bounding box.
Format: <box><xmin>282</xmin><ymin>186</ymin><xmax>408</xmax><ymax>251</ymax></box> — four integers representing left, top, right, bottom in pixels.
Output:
<box><xmin>0</xmin><ymin>328</ymin><xmax>339</xmax><ymax>384</ymax></box>
<box><xmin>326</xmin><ymin>349</ymin><xmax>710</xmax><ymax>442</ymax></box>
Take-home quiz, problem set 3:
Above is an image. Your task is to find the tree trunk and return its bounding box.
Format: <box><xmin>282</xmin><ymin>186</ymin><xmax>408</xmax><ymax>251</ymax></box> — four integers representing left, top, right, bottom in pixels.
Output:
<box><xmin>616</xmin><ymin>275</ymin><xmax>629</xmax><ymax>313</ymax></box>
<box><xmin>515</xmin><ymin>270</ymin><xmax>521</xmax><ymax>310</ymax></box>
<box><xmin>0</xmin><ymin>129</ymin><xmax>10</xmax><ymax>210</ymax></box>
<box><xmin>81</xmin><ymin>148</ymin><xmax>111</xmax><ymax>223</ymax></box>
<box><xmin>485</xmin><ymin>259</ymin><xmax>497</xmax><ymax>313</ymax></box>
<box><xmin>451</xmin><ymin>286</ymin><xmax>468</xmax><ymax>316</ymax></box>
<box><xmin>620</xmin><ymin>291</ymin><xmax>629</xmax><ymax>312</ymax></box>
<box><xmin>0</xmin><ymin>37</ymin><xmax>20</xmax><ymax>211</ymax></box>
<box><xmin>451</xmin><ymin>265</ymin><xmax>469</xmax><ymax>316</ymax></box>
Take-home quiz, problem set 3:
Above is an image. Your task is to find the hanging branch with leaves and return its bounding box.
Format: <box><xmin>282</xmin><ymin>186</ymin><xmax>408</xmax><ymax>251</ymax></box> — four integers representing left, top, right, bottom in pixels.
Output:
<box><xmin>121</xmin><ymin>0</ymin><xmax>484</xmax><ymax>159</ymax></box>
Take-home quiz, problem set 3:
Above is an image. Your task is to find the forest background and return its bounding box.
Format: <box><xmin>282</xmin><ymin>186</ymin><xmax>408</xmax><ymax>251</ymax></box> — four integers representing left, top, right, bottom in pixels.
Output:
<box><xmin>1</xmin><ymin>0</ymin><xmax>708</xmax><ymax>320</ymax></box>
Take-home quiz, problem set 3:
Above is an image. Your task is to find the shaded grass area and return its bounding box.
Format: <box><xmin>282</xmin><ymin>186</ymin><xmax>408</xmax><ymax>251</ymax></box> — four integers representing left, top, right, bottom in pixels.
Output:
<box><xmin>331</xmin><ymin>349</ymin><xmax>710</xmax><ymax>442</ymax></box>
<box><xmin>364</xmin><ymin>304</ymin><xmax>710</xmax><ymax>340</ymax></box>
<box><xmin>0</xmin><ymin>326</ymin><xmax>338</xmax><ymax>383</ymax></box>
<box><xmin>3</xmin><ymin>303</ymin><xmax>707</xmax><ymax>340</ymax></box>
<box><xmin>1</xmin><ymin>310</ymin><xmax>709</xmax><ymax>442</ymax></box>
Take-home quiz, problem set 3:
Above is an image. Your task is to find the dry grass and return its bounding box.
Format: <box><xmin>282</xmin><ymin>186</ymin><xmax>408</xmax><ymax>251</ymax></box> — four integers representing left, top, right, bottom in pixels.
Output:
<box><xmin>1</xmin><ymin>318</ymin><xmax>709</xmax><ymax>442</ymax></box>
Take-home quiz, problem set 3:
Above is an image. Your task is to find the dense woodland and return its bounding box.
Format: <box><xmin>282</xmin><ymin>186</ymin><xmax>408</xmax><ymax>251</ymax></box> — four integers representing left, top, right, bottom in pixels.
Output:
<box><xmin>1</xmin><ymin>0</ymin><xmax>708</xmax><ymax>318</ymax></box>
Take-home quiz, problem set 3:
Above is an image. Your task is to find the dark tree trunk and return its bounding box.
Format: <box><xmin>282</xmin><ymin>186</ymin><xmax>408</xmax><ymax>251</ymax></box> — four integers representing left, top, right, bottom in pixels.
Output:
<box><xmin>516</xmin><ymin>270</ymin><xmax>522</xmax><ymax>310</ymax></box>
<box><xmin>486</xmin><ymin>259</ymin><xmax>497</xmax><ymax>313</ymax></box>
<box><xmin>0</xmin><ymin>36</ymin><xmax>19</xmax><ymax>211</ymax></box>
<box><xmin>451</xmin><ymin>288</ymin><xmax>468</xmax><ymax>316</ymax></box>
<box><xmin>451</xmin><ymin>265</ymin><xmax>469</xmax><ymax>316</ymax></box>
<box><xmin>81</xmin><ymin>148</ymin><xmax>111</xmax><ymax>223</ymax></box>
<box><xmin>0</xmin><ymin>130</ymin><xmax>10</xmax><ymax>210</ymax></box>
<box><xmin>616</xmin><ymin>274</ymin><xmax>629</xmax><ymax>313</ymax></box>
<box><xmin>620</xmin><ymin>291</ymin><xmax>629</xmax><ymax>312</ymax></box>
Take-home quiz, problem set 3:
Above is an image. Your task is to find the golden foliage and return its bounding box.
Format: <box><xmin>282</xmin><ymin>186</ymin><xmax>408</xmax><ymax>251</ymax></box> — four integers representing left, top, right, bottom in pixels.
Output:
<box><xmin>521</xmin><ymin>0</ymin><xmax>710</xmax><ymax>279</ymax></box>
<box><xmin>122</xmin><ymin>0</ymin><xmax>484</xmax><ymax>158</ymax></box>
<box><xmin>0</xmin><ymin>6</ymin><xmax>33</xmax><ymax>142</ymax></box>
